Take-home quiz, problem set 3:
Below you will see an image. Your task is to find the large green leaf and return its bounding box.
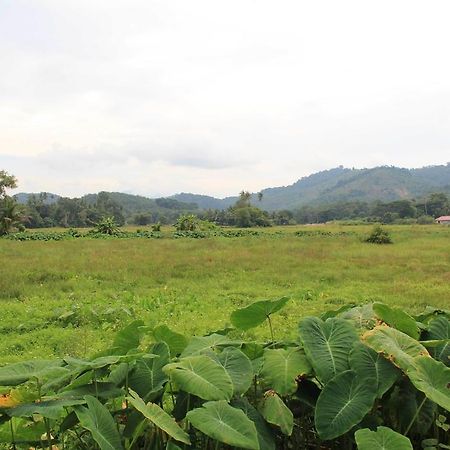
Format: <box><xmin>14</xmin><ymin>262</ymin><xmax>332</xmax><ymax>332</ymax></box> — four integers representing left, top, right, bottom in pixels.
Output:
<box><xmin>128</xmin><ymin>342</ymin><xmax>169</xmax><ymax>401</ymax></box>
<box><xmin>349</xmin><ymin>343</ymin><xmax>399</xmax><ymax>397</ymax></box>
<box><xmin>373</xmin><ymin>303</ymin><xmax>420</xmax><ymax>339</ymax></box>
<box><xmin>339</xmin><ymin>304</ymin><xmax>376</xmax><ymax>329</ymax></box>
<box><xmin>298</xmin><ymin>317</ymin><xmax>358</xmax><ymax>384</ymax></box>
<box><xmin>362</xmin><ymin>326</ymin><xmax>429</xmax><ymax>371</ymax></box>
<box><xmin>3</xmin><ymin>398</ymin><xmax>86</xmax><ymax>420</ymax></box>
<box><xmin>181</xmin><ymin>334</ymin><xmax>235</xmax><ymax>357</ymax></box>
<box><xmin>315</xmin><ymin>370</ymin><xmax>376</xmax><ymax>440</ymax></box>
<box><xmin>0</xmin><ymin>360</ymin><xmax>64</xmax><ymax>386</ymax></box>
<box><xmin>218</xmin><ymin>347</ymin><xmax>253</xmax><ymax>396</ymax></box>
<box><xmin>187</xmin><ymin>400</ymin><xmax>259</xmax><ymax>449</ymax></box>
<box><xmin>127</xmin><ymin>390</ymin><xmax>190</xmax><ymax>445</ymax></box>
<box><xmin>153</xmin><ymin>325</ymin><xmax>188</xmax><ymax>356</ymax></box>
<box><xmin>58</xmin><ymin>382</ymin><xmax>123</xmax><ymax>400</ymax></box>
<box><xmin>112</xmin><ymin>320</ymin><xmax>145</xmax><ymax>354</ymax></box>
<box><xmin>355</xmin><ymin>426</ymin><xmax>412</xmax><ymax>450</ymax></box>
<box><xmin>261</xmin><ymin>348</ymin><xmax>311</xmax><ymax>396</ymax></box>
<box><xmin>230</xmin><ymin>297</ymin><xmax>289</xmax><ymax>331</ymax></box>
<box><xmin>233</xmin><ymin>398</ymin><xmax>275</xmax><ymax>450</ymax></box>
<box><xmin>240</xmin><ymin>342</ymin><xmax>265</xmax><ymax>375</ymax></box>
<box><xmin>406</xmin><ymin>356</ymin><xmax>450</xmax><ymax>411</ymax></box>
<box><xmin>164</xmin><ymin>355</ymin><xmax>233</xmax><ymax>401</ymax></box>
<box><xmin>74</xmin><ymin>395</ymin><xmax>124</xmax><ymax>450</ymax></box>
<box><xmin>425</xmin><ymin>316</ymin><xmax>450</xmax><ymax>365</ymax></box>
<box><xmin>260</xmin><ymin>391</ymin><xmax>293</xmax><ymax>436</ymax></box>
<box><xmin>0</xmin><ymin>418</ymin><xmax>45</xmax><ymax>445</ymax></box>
<box><xmin>64</xmin><ymin>355</ymin><xmax>122</xmax><ymax>371</ymax></box>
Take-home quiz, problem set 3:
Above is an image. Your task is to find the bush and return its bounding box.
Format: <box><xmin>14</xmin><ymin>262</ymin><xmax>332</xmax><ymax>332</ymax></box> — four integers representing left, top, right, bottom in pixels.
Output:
<box><xmin>92</xmin><ymin>216</ymin><xmax>120</xmax><ymax>235</ymax></box>
<box><xmin>174</xmin><ymin>214</ymin><xmax>199</xmax><ymax>231</ymax></box>
<box><xmin>151</xmin><ymin>222</ymin><xmax>161</xmax><ymax>232</ymax></box>
<box><xmin>365</xmin><ymin>225</ymin><xmax>392</xmax><ymax>244</ymax></box>
<box><xmin>417</xmin><ymin>215</ymin><xmax>435</xmax><ymax>225</ymax></box>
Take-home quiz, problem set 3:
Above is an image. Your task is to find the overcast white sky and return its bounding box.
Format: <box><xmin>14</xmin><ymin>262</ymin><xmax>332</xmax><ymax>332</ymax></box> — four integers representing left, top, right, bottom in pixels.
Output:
<box><xmin>1</xmin><ymin>0</ymin><xmax>450</xmax><ymax>198</ymax></box>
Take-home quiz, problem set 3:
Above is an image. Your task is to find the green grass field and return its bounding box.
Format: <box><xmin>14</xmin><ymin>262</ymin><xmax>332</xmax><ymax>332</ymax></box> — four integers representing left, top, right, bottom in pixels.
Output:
<box><xmin>1</xmin><ymin>224</ymin><xmax>449</xmax><ymax>364</ymax></box>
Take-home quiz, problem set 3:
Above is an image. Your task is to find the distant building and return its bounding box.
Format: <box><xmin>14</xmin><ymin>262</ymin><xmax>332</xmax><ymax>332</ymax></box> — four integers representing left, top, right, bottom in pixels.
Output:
<box><xmin>435</xmin><ymin>216</ymin><xmax>450</xmax><ymax>224</ymax></box>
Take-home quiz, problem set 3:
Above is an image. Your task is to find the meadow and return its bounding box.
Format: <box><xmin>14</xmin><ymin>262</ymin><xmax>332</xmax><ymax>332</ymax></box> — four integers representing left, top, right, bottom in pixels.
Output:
<box><xmin>1</xmin><ymin>224</ymin><xmax>449</xmax><ymax>365</ymax></box>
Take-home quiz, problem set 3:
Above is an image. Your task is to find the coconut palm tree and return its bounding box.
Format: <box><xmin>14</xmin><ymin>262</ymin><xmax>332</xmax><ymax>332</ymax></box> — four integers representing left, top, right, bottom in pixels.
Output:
<box><xmin>0</xmin><ymin>196</ymin><xmax>24</xmax><ymax>235</ymax></box>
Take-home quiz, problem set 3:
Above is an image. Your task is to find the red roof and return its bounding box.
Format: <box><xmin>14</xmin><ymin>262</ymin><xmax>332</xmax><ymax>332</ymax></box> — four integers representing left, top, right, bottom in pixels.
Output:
<box><xmin>436</xmin><ymin>216</ymin><xmax>450</xmax><ymax>221</ymax></box>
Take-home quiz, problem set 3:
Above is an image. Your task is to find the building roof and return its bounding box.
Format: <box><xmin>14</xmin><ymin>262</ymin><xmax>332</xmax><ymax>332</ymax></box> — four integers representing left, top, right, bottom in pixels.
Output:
<box><xmin>436</xmin><ymin>216</ymin><xmax>450</xmax><ymax>221</ymax></box>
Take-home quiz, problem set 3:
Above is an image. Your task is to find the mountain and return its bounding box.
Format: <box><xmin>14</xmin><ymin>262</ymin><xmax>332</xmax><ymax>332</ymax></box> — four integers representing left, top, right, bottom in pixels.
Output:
<box><xmin>14</xmin><ymin>164</ymin><xmax>450</xmax><ymax>213</ymax></box>
<box><xmin>171</xmin><ymin>164</ymin><xmax>450</xmax><ymax>211</ymax></box>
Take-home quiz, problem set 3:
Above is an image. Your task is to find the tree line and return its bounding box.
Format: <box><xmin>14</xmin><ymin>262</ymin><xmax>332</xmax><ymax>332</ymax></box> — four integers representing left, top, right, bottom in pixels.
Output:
<box><xmin>1</xmin><ymin>170</ymin><xmax>449</xmax><ymax>234</ymax></box>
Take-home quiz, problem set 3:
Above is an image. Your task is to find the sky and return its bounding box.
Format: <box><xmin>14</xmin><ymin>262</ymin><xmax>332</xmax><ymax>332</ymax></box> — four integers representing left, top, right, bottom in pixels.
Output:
<box><xmin>1</xmin><ymin>0</ymin><xmax>450</xmax><ymax>198</ymax></box>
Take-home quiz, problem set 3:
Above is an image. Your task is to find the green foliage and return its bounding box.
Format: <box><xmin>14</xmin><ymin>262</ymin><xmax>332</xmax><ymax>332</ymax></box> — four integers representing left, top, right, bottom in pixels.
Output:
<box><xmin>0</xmin><ymin>300</ymin><xmax>448</xmax><ymax>449</ymax></box>
<box><xmin>365</xmin><ymin>225</ymin><xmax>393</xmax><ymax>244</ymax></box>
<box><xmin>92</xmin><ymin>216</ymin><xmax>121</xmax><ymax>235</ymax></box>
<box><xmin>355</xmin><ymin>426</ymin><xmax>413</xmax><ymax>450</ymax></box>
<box><xmin>174</xmin><ymin>214</ymin><xmax>199</xmax><ymax>231</ymax></box>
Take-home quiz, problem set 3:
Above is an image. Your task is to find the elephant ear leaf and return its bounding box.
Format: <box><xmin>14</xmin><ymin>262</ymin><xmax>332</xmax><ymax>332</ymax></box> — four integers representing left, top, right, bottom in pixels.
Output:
<box><xmin>74</xmin><ymin>396</ymin><xmax>123</xmax><ymax>450</ymax></box>
<box><xmin>349</xmin><ymin>343</ymin><xmax>399</xmax><ymax>398</ymax></box>
<box><xmin>230</xmin><ymin>297</ymin><xmax>289</xmax><ymax>331</ymax></box>
<box><xmin>362</xmin><ymin>326</ymin><xmax>429</xmax><ymax>371</ymax></box>
<box><xmin>424</xmin><ymin>316</ymin><xmax>450</xmax><ymax>365</ymax></box>
<box><xmin>260</xmin><ymin>391</ymin><xmax>293</xmax><ymax>436</ymax></box>
<box><xmin>163</xmin><ymin>355</ymin><xmax>233</xmax><ymax>401</ymax></box>
<box><xmin>112</xmin><ymin>320</ymin><xmax>145</xmax><ymax>354</ymax></box>
<box><xmin>0</xmin><ymin>360</ymin><xmax>63</xmax><ymax>386</ymax></box>
<box><xmin>153</xmin><ymin>325</ymin><xmax>188</xmax><ymax>356</ymax></box>
<box><xmin>261</xmin><ymin>348</ymin><xmax>311</xmax><ymax>396</ymax></box>
<box><xmin>127</xmin><ymin>390</ymin><xmax>190</xmax><ymax>445</ymax></box>
<box><xmin>373</xmin><ymin>303</ymin><xmax>420</xmax><ymax>339</ymax></box>
<box><xmin>406</xmin><ymin>356</ymin><xmax>450</xmax><ymax>411</ymax></box>
<box><xmin>218</xmin><ymin>347</ymin><xmax>254</xmax><ymax>396</ymax></box>
<box><xmin>187</xmin><ymin>400</ymin><xmax>259</xmax><ymax>450</ymax></box>
<box><xmin>355</xmin><ymin>426</ymin><xmax>413</xmax><ymax>450</ymax></box>
<box><xmin>299</xmin><ymin>317</ymin><xmax>358</xmax><ymax>384</ymax></box>
<box><xmin>315</xmin><ymin>370</ymin><xmax>376</xmax><ymax>441</ymax></box>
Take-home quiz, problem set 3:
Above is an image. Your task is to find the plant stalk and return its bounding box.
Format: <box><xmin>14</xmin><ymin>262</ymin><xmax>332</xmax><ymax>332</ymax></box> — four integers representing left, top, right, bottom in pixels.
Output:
<box><xmin>404</xmin><ymin>395</ymin><xmax>427</xmax><ymax>435</ymax></box>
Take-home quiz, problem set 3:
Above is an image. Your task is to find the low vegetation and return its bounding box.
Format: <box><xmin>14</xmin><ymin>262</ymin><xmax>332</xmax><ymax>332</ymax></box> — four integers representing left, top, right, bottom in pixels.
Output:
<box><xmin>0</xmin><ymin>299</ymin><xmax>448</xmax><ymax>449</ymax></box>
<box><xmin>365</xmin><ymin>226</ymin><xmax>393</xmax><ymax>244</ymax></box>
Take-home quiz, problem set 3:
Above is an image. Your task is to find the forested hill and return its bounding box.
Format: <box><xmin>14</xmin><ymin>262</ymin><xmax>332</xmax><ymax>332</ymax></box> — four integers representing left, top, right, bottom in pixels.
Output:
<box><xmin>172</xmin><ymin>164</ymin><xmax>450</xmax><ymax>211</ymax></box>
<box><xmin>14</xmin><ymin>164</ymin><xmax>450</xmax><ymax>213</ymax></box>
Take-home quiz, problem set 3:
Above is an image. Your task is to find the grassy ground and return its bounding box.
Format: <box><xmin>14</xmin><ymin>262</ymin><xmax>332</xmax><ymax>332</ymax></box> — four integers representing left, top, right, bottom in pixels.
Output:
<box><xmin>1</xmin><ymin>224</ymin><xmax>449</xmax><ymax>364</ymax></box>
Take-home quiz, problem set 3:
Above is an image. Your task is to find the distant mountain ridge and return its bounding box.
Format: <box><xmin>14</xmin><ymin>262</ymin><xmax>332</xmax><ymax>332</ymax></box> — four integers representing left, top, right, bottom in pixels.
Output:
<box><xmin>14</xmin><ymin>164</ymin><xmax>450</xmax><ymax>212</ymax></box>
<box><xmin>172</xmin><ymin>164</ymin><xmax>450</xmax><ymax>210</ymax></box>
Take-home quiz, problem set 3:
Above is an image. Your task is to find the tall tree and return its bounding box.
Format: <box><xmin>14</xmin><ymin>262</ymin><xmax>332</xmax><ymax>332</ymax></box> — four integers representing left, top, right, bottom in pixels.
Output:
<box><xmin>0</xmin><ymin>171</ymin><xmax>23</xmax><ymax>235</ymax></box>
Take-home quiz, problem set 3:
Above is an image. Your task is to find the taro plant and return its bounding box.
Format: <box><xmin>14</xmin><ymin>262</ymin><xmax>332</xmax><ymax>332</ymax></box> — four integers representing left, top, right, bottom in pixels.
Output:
<box><xmin>0</xmin><ymin>299</ymin><xmax>448</xmax><ymax>449</ymax></box>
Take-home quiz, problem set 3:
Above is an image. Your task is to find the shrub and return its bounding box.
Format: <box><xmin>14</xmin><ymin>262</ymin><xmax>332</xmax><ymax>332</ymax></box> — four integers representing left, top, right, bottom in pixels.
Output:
<box><xmin>174</xmin><ymin>214</ymin><xmax>199</xmax><ymax>231</ymax></box>
<box><xmin>151</xmin><ymin>222</ymin><xmax>161</xmax><ymax>232</ymax></box>
<box><xmin>92</xmin><ymin>216</ymin><xmax>120</xmax><ymax>235</ymax></box>
<box><xmin>365</xmin><ymin>225</ymin><xmax>392</xmax><ymax>244</ymax></box>
<box><xmin>417</xmin><ymin>215</ymin><xmax>435</xmax><ymax>225</ymax></box>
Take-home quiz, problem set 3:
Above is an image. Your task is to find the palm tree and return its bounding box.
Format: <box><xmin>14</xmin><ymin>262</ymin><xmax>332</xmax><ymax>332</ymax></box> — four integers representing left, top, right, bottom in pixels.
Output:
<box><xmin>0</xmin><ymin>196</ymin><xmax>24</xmax><ymax>235</ymax></box>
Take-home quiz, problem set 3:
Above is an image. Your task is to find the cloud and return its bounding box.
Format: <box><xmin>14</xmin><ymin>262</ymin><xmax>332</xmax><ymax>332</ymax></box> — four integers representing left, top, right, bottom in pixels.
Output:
<box><xmin>1</xmin><ymin>0</ymin><xmax>450</xmax><ymax>197</ymax></box>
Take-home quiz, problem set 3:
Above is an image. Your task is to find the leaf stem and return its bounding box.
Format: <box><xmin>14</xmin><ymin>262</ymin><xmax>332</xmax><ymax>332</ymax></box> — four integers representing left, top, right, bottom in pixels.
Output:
<box><xmin>267</xmin><ymin>314</ymin><xmax>275</xmax><ymax>342</ymax></box>
<box><xmin>10</xmin><ymin>418</ymin><xmax>16</xmax><ymax>450</ymax></box>
<box><xmin>405</xmin><ymin>395</ymin><xmax>427</xmax><ymax>435</ymax></box>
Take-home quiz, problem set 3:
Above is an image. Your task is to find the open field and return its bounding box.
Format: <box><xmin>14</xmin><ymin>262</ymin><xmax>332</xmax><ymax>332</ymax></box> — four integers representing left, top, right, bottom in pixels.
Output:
<box><xmin>1</xmin><ymin>224</ymin><xmax>449</xmax><ymax>364</ymax></box>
